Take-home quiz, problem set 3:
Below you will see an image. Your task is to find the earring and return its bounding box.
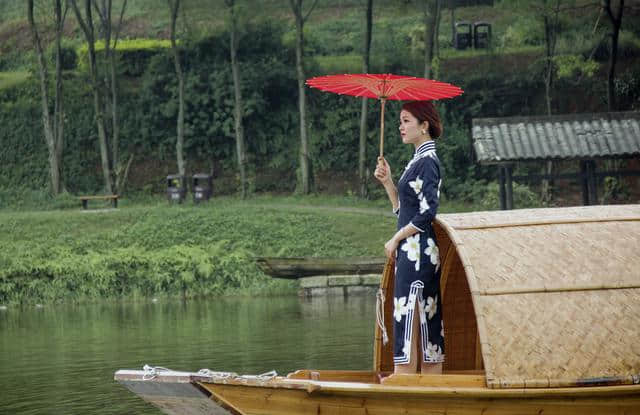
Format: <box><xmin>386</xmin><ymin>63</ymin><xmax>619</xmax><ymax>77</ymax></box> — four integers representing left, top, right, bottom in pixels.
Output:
<box><xmin>421</xmin><ymin>129</ymin><xmax>427</xmax><ymax>135</ymax></box>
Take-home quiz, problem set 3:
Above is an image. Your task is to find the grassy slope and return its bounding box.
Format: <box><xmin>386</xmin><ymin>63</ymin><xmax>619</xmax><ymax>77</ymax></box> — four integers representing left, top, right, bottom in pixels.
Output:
<box><xmin>0</xmin><ymin>196</ymin><xmax>396</xmax><ymax>257</ymax></box>
<box><xmin>0</xmin><ymin>196</ymin><xmax>399</xmax><ymax>304</ymax></box>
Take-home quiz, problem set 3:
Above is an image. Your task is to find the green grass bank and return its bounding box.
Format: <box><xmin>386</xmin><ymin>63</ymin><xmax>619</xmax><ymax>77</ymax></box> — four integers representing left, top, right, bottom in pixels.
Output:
<box><xmin>0</xmin><ymin>196</ymin><xmax>409</xmax><ymax>305</ymax></box>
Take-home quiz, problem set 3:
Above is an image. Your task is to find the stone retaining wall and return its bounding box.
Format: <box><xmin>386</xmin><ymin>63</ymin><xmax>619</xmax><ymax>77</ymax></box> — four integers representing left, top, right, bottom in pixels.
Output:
<box><xmin>298</xmin><ymin>274</ymin><xmax>381</xmax><ymax>297</ymax></box>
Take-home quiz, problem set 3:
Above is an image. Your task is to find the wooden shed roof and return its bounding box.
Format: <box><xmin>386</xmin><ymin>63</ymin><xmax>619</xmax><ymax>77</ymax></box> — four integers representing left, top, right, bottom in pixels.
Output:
<box><xmin>434</xmin><ymin>204</ymin><xmax>640</xmax><ymax>389</ymax></box>
<box><xmin>472</xmin><ymin>111</ymin><xmax>640</xmax><ymax>164</ymax></box>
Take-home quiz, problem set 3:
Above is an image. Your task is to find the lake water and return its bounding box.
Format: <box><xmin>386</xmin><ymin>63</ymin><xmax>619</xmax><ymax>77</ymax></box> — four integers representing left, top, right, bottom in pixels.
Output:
<box><xmin>0</xmin><ymin>295</ymin><xmax>376</xmax><ymax>414</ymax></box>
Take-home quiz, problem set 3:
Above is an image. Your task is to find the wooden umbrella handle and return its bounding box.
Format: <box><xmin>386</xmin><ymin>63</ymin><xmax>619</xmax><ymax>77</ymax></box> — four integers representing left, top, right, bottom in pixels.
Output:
<box><xmin>379</xmin><ymin>98</ymin><xmax>386</xmax><ymax>159</ymax></box>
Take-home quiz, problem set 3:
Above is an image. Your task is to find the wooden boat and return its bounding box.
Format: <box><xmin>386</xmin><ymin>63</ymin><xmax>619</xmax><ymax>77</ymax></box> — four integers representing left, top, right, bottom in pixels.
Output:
<box><xmin>115</xmin><ymin>205</ymin><xmax>640</xmax><ymax>414</ymax></box>
<box><xmin>255</xmin><ymin>256</ymin><xmax>385</xmax><ymax>278</ymax></box>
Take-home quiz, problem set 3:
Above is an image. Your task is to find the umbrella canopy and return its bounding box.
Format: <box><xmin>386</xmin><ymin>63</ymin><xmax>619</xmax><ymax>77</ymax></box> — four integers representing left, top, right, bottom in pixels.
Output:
<box><xmin>306</xmin><ymin>73</ymin><xmax>463</xmax><ymax>101</ymax></box>
<box><xmin>306</xmin><ymin>73</ymin><xmax>463</xmax><ymax>157</ymax></box>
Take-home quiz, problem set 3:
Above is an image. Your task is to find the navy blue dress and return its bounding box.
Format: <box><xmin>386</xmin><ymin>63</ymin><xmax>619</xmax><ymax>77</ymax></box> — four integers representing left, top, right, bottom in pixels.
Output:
<box><xmin>393</xmin><ymin>140</ymin><xmax>444</xmax><ymax>365</ymax></box>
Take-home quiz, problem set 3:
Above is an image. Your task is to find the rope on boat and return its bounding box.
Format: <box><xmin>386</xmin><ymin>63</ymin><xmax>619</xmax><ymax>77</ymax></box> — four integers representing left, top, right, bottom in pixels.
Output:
<box><xmin>376</xmin><ymin>288</ymin><xmax>389</xmax><ymax>345</ymax></box>
<box><xmin>257</xmin><ymin>370</ymin><xmax>278</xmax><ymax>380</ymax></box>
<box><xmin>141</xmin><ymin>365</ymin><xmax>277</xmax><ymax>383</ymax></box>
<box><xmin>142</xmin><ymin>364</ymin><xmax>172</xmax><ymax>380</ymax></box>
<box><xmin>196</xmin><ymin>369</ymin><xmax>239</xmax><ymax>379</ymax></box>
<box><xmin>196</xmin><ymin>369</ymin><xmax>277</xmax><ymax>383</ymax></box>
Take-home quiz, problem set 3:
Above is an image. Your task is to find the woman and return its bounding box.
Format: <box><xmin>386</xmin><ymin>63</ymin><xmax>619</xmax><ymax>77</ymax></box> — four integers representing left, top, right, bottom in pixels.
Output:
<box><xmin>374</xmin><ymin>100</ymin><xmax>444</xmax><ymax>375</ymax></box>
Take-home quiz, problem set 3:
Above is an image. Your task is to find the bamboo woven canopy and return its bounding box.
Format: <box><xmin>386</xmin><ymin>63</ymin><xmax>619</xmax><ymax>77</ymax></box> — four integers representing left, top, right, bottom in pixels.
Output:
<box><xmin>432</xmin><ymin>204</ymin><xmax>640</xmax><ymax>389</ymax></box>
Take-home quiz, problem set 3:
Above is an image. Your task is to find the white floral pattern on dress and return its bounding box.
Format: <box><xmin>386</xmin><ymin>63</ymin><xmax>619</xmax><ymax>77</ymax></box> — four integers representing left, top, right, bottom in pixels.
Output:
<box><xmin>425</xmin><ymin>341</ymin><xmax>443</xmax><ymax>362</ymax></box>
<box><xmin>394</xmin><ymin>296</ymin><xmax>408</xmax><ymax>322</ymax></box>
<box><xmin>425</xmin><ymin>238</ymin><xmax>440</xmax><ymax>271</ymax></box>
<box><xmin>401</xmin><ymin>234</ymin><xmax>421</xmax><ymax>271</ymax></box>
<box><xmin>419</xmin><ymin>197</ymin><xmax>429</xmax><ymax>214</ymax></box>
<box><xmin>417</xmin><ymin>297</ymin><xmax>427</xmax><ymax>325</ymax></box>
<box><xmin>409</xmin><ymin>177</ymin><xmax>423</xmax><ymax>194</ymax></box>
<box><xmin>402</xmin><ymin>339</ymin><xmax>411</xmax><ymax>359</ymax></box>
<box><xmin>425</xmin><ymin>295</ymin><xmax>438</xmax><ymax>320</ymax></box>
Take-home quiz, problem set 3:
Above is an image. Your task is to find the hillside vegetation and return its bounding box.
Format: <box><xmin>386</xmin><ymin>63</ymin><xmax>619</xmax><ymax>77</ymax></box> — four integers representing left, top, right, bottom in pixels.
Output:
<box><xmin>0</xmin><ymin>196</ymin><xmax>399</xmax><ymax>304</ymax></box>
<box><xmin>0</xmin><ymin>0</ymin><xmax>638</xmax><ymax>205</ymax></box>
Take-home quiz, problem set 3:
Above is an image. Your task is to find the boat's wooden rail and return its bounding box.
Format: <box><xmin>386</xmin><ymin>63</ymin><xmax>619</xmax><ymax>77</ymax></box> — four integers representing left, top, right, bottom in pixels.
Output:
<box><xmin>286</xmin><ymin>369</ymin><xmax>488</xmax><ymax>387</ymax></box>
<box><xmin>286</xmin><ymin>369</ymin><xmax>381</xmax><ymax>383</ymax></box>
<box><xmin>381</xmin><ymin>373</ymin><xmax>487</xmax><ymax>388</ymax></box>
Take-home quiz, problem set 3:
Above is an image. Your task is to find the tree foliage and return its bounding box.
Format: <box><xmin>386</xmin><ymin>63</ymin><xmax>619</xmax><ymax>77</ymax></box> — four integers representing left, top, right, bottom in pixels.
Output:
<box><xmin>1</xmin><ymin>1</ymin><xmax>640</xmax><ymax>204</ymax></box>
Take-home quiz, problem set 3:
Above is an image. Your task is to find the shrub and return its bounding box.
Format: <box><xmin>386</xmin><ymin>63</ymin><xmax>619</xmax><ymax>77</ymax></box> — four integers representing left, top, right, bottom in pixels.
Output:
<box><xmin>76</xmin><ymin>38</ymin><xmax>172</xmax><ymax>75</ymax></box>
<box><xmin>554</xmin><ymin>54</ymin><xmax>599</xmax><ymax>80</ymax></box>
<box><xmin>500</xmin><ymin>16</ymin><xmax>543</xmax><ymax>49</ymax></box>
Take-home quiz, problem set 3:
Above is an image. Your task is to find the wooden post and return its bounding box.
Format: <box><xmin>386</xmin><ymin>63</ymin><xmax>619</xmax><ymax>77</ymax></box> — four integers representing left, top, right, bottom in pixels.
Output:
<box><xmin>499</xmin><ymin>166</ymin><xmax>506</xmax><ymax>210</ymax></box>
<box><xmin>587</xmin><ymin>160</ymin><xmax>598</xmax><ymax>205</ymax></box>
<box><xmin>505</xmin><ymin>165</ymin><xmax>513</xmax><ymax>210</ymax></box>
<box><xmin>580</xmin><ymin>160</ymin><xmax>589</xmax><ymax>205</ymax></box>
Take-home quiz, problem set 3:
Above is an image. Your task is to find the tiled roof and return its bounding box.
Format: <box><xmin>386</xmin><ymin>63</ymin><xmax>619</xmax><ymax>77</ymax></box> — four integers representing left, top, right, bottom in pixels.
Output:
<box><xmin>472</xmin><ymin>112</ymin><xmax>640</xmax><ymax>164</ymax></box>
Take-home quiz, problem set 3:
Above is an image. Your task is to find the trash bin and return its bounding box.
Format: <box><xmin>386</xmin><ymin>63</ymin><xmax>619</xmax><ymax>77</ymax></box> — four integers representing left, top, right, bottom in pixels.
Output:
<box><xmin>167</xmin><ymin>174</ymin><xmax>186</xmax><ymax>203</ymax></box>
<box><xmin>454</xmin><ymin>21</ymin><xmax>472</xmax><ymax>50</ymax></box>
<box><xmin>473</xmin><ymin>21</ymin><xmax>492</xmax><ymax>49</ymax></box>
<box><xmin>192</xmin><ymin>174</ymin><xmax>212</xmax><ymax>203</ymax></box>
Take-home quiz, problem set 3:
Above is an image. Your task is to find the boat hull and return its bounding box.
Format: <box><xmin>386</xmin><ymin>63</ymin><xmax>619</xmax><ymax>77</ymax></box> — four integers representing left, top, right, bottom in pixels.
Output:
<box><xmin>205</xmin><ymin>383</ymin><xmax>640</xmax><ymax>415</ymax></box>
<box><xmin>115</xmin><ymin>369</ymin><xmax>640</xmax><ymax>415</ymax></box>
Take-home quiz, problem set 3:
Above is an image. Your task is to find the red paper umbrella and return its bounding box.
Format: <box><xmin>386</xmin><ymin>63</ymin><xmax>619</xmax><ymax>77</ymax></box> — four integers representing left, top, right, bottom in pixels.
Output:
<box><xmin>306</xmin><ymin>73</ymin><xmax>463</xmax><ymax>157</ymax></box>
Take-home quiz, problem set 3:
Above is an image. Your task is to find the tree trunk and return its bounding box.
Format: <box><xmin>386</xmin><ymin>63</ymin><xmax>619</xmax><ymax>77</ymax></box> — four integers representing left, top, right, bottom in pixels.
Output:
<box><xmin>91</xmin><ymin>0</ymin><xmax>127</xmax><ymax>195</ymax></box>
<box><xmin>607</xmin><ymin>29</ymin><xmax>619</xmax><ymax>111</ymax></box>
<box><xmin>423</xmin><ymin>0</ymin><xmax>439</xmax><ymax>79</ymax></box>
<box><xmin>54</xmin><ymin>1</ymin><xmax>66</xmax><ymax>194</ymax></box>
<box><xmin>227</xmin><ymin>0</ymin><xmax>247</xmax><ymax>198</ymax></box>
<box><xmin>107</xmin><ymin>0</ymin><xmax>126</xmax><ymax>192</ymax></box>
<box><xmin>289</xmin><ymin>0</ymin><xmax>317</xmax><ymax>194</ymax></box>
<box><xmin>169</xmin><ymin>0</ymin><xmax>186</xmax><ymax>177</ymax></box>
<box><xmin>603</xmin><ymin>0</ymin><xmax>624</xmax><ymax>112</ymax></box>
<box><xmin>95</xmin><ymin>0</ymin><xmax>116</xmax><ymax>189</ymax></box>
<box><xmin>434</xmin><ymin>0</ymin><xmax>441</xmax><ymax>61</ymax></box>
<box><xmin>71</xmin><ymin>0</ymin><xmax>114</xmax><ymax>194</ymax></box>
<box><xmin>359</xmin><ymin>0</ymin><xmax>372</xmax><ymax>198</ymax></box>
<box><xmin>28</xmin><ymin>0</ymin><xmax>66</xmax><ymax>195</ymax></box>
<box><xmin>450</xmin><ymin>3</ymin><xmax>455</xmax><ymax>47</ymax></box>
<box><xmin>541</xmin><ymin>0</ymin><xmax>561</xmax><ymax>204</ymax></box>
<box><xmin>296</xmin><ymin>22</ymin><xmax>309</xmax><ymax>194</ymax></box>
<box><xmin>112</xmin><ymin>1</ymin><xmax>128</xmax><ymax>192</ymax></box>
<box><xmin>542</xmin><ymin>3</ymin><xmax>559</xmax><ymax>116</ymax></box>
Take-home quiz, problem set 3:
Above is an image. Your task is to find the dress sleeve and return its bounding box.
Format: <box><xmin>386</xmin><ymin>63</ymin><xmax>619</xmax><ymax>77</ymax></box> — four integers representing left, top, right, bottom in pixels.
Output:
<box><xmin>407</xmin><ymin>156</ymin><xmax>441</xmax><ymax>232</ymax></box>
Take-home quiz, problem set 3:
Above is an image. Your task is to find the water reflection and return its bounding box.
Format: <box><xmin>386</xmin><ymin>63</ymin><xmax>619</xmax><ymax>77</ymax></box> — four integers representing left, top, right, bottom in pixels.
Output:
<box><xmin>0</xmin><ymin>294</ymin><xmax>376</xmax><ymax>414</ymax></box>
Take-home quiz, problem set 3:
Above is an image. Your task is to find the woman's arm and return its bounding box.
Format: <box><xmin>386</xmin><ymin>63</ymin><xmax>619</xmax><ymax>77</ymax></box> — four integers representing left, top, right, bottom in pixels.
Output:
<box><xmin>384</xmin><ymin>224</ymin><xmax>418</xmax><ymax>259</ymax></box>
<box><xmin>374</xmin><ymin>157</ymin><xmax>399</xmax><ymax>212</ymax></box>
